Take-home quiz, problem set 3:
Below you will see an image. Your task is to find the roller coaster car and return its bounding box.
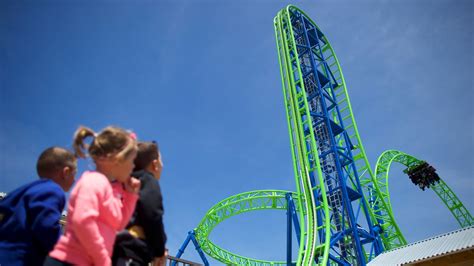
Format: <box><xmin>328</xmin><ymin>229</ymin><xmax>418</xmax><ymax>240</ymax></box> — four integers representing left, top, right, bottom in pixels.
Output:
<box><xmin>405</xmin><ymin>162</ymin><xmax>441</xmax><ymax>191</ymax></box>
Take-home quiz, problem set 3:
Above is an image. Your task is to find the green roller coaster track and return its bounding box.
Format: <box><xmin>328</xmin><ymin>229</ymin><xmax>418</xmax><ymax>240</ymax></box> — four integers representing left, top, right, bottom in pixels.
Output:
<box><xmin>367</xmin><ymin>150</ymin><xmax>474</xmax><ymax>251</ymax></box>
<box><xmin>183</xmin><ymin>5</ymin><xmax>473</xmax><ymax>265</ymax></box>
<box><xmin>195</xmin><ymin>190</ymin><xmax>298</xmax><ymax>265</ymax></box>
<box><xmin>274</xmin><ymin>5</ymin><xmax>330</xmax><ymax>265</ymax></box>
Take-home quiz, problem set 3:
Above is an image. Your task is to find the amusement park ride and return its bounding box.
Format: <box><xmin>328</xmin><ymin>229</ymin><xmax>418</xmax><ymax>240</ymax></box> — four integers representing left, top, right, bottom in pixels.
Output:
<box><xmin>173</xmin><ymin>5</ymin><xmax>473</xmax><ymax>266</ymax></box>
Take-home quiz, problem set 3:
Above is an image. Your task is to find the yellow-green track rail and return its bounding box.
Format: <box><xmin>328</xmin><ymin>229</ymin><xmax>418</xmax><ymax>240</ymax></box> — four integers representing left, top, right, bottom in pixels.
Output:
<box><xmin>177</xmin><ymin>5</ymin><xmax>473</xmax><ymax>265</ymax></box>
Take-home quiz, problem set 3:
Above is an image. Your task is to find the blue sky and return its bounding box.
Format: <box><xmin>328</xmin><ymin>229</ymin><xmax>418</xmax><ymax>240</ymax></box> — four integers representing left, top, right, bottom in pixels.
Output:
<box><xmin>1</xmin><ymin>0</ymin><xmax>472</xmax><ymax>264</ymax></box>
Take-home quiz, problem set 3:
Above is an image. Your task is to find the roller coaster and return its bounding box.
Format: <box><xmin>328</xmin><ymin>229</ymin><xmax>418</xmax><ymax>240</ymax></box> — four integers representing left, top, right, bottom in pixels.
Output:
<box><xmin>174</xmin><ymin>5</ymin><xmax>473</xmax><ymax>265</ymax></box>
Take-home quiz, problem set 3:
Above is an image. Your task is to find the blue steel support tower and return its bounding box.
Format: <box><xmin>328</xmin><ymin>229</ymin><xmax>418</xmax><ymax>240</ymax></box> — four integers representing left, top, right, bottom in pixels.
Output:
<box><xmin>174</xmin><ymin>5</ymin><xmax>472</xmax><ymax>266</ymax></box>
<box><xmin>275</xmin><ymin>6</ymin><xmax>383</xmax><ymax>265</ymax></box>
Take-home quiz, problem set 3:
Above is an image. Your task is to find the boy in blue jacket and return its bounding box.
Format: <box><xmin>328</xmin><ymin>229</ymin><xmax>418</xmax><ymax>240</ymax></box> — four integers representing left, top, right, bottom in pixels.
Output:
<box><xmin>0</xmin><ymin>147</ymin><xmax>77</xmax><ymax>265</ymax></box>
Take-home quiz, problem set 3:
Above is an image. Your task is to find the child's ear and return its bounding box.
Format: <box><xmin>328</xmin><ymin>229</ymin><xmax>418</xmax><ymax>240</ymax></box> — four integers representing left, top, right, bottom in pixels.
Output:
<box><xmin>152</xmin><ymin>159</ymin><xmax>159</xmax><ymax>171</ymax></box>
<box><xmin>62</xmin><ymin>166</ymin><xmax>70</xmax><ymax>179</ymax></box>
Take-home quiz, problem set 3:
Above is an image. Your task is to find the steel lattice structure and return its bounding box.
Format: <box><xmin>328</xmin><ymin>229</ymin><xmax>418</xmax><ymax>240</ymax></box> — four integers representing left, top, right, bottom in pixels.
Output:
<box><xmin>274</xmin><ymin>6</ymin><xmax>382</xmax><ymax>265</ymax></box>
<box><xmin>174</xmin><ymin>5</ymin><xmax>473</xmax><ymax>266</ymax></box>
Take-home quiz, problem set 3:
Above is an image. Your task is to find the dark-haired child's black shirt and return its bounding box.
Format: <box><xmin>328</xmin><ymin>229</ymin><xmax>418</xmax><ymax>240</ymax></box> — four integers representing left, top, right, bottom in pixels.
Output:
<box><xmin>113</xmin><ymin>170</ymin><xmax>167</xmax><ymax>263</ymax></box>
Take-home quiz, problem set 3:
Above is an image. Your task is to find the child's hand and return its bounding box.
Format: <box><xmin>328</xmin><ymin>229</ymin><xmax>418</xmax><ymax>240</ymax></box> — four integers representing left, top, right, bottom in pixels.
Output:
<box><xmin>152</xmin><ymin>256</ymin><xmax>167</xmax><ymax>266</ymax></box>
<box><xmin>124</xmin><ymin>177</ymin><xmax>141</xmax><ymax>194</ymax></box>
<box><xmin>152</xmin><ymin>248</ymin><xmax>168</xmax><ymax>266</ymax></box>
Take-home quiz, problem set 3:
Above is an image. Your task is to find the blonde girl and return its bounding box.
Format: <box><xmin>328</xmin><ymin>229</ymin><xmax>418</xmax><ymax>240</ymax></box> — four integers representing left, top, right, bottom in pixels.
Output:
<box><xmin>45</xmin><ymin>126</ymin><xmax>140</xmax><ymax>266</ymax></box>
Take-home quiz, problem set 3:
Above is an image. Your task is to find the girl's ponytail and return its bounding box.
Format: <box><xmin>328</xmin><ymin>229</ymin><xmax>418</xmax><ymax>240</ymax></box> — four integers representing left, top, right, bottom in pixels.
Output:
<box><xmin>73</xmin><ymin>125</ymin><xmax>136</xmax><ymax>161</ymax></box>
<box><xmin>73</xmin><ymin>126</ymin><xmax>96</xmax><ymax>158</ymax></box>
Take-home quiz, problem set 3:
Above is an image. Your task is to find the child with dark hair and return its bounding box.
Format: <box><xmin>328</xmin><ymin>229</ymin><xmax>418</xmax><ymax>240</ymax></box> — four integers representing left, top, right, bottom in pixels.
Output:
<box><xmin>0</xmin><ymin>147</ymin><xmax>77</xmax><ymax>265</ymax></box>
<box><xmin>45</xmin><ymin>126</ymin><xmax>140</xmax><ymax>266</ymax></box>
<box><xmin>112</xmin><ymin>141</ymin><xmax>167</xmax><ymax>266</ymax></box>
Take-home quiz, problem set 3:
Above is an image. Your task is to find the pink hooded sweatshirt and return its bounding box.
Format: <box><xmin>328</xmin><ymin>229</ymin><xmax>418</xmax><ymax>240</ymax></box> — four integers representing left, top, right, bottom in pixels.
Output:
<box><xmin>49</xmin><ymin>171</ymin><xmax>138</xmax><ymax>265</ymax></box>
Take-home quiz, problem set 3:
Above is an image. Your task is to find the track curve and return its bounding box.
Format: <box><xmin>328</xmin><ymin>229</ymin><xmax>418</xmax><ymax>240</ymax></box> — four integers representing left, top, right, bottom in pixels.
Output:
<box><xmin>193</xmin><ymin>190</ymin><xmax>299</xmax><ymax>265</ymax></box>
<box><xmin>185</xmin><ymin>5</ymin><xmax>473</xmax><ymax>265</ymax></box>
<box><xmin>371</xmin><ymin>150</ymin><xmax>473</xmax><ymax>250</ymax></box>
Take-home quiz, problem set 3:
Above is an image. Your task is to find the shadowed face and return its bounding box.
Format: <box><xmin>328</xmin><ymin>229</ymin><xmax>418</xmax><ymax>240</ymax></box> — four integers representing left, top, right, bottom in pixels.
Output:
<box><xmin>154</xmin><ymin>152</ymin><xmax>163</xmax><ymax>180</ymax></box>
<box><xmin>112</xmin><ymin>148</ymin><xmax>138</xmax><ymax>183</ymax></box>
<box><xmin>63</xmin><ymin>162</ymin><xmax>77</xmax><ymax>192</ymax></box>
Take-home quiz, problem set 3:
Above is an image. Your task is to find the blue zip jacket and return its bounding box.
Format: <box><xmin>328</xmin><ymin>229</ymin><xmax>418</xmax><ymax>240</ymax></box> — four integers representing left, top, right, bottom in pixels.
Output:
<box><xmin>0</xmin><ymin>179</ymin><xmax>65</xmax><ymax>266</ymax></box>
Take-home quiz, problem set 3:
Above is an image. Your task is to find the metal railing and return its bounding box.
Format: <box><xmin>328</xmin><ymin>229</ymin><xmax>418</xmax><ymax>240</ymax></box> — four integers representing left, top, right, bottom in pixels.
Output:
<box><xmin>167</xmin><ymin>255</ymin><xmax>202</xmax><ymax>266</ymax></box>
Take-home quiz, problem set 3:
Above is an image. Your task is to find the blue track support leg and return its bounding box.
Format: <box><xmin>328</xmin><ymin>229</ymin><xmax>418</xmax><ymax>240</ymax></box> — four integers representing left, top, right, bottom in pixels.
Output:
<box><xmin>174</xmin><ymin>230</ymin><xmax>209</xmax><ymax>266</ymax></box>
<box><xmin>286</xmin><ymin>193</ymin><xmax>301</xmax><ymax>244</ymax></box>
<box><xmin>286</xmin><ymin>193</ymin><xmax>293</xmax><ymax>266</ymax></box>
<box><xmin>173</xmin><ymin>232</ymin><xmax>192</xmax><ymax>266</ymax></box>
<box><xmin>189</xmin><ymin>231</ymin><xmax>210</xmax><ymax>266</ymax></box>
<box><xmin>286</xmin><ymin>193</ymin><xmax>301</xmax><ymax>266</ymax></box>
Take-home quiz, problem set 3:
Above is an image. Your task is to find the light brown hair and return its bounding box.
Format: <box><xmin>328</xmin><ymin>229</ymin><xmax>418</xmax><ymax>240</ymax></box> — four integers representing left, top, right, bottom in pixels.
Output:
<box><xmin>73</xmin><ymin>126</ymin><xmax>137</xmax><ymax>161</ymax></box>
<box><xmin>36</xmin><ymin>147</ymin><xmax>76</xmax><ymax>178</ymax></box>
